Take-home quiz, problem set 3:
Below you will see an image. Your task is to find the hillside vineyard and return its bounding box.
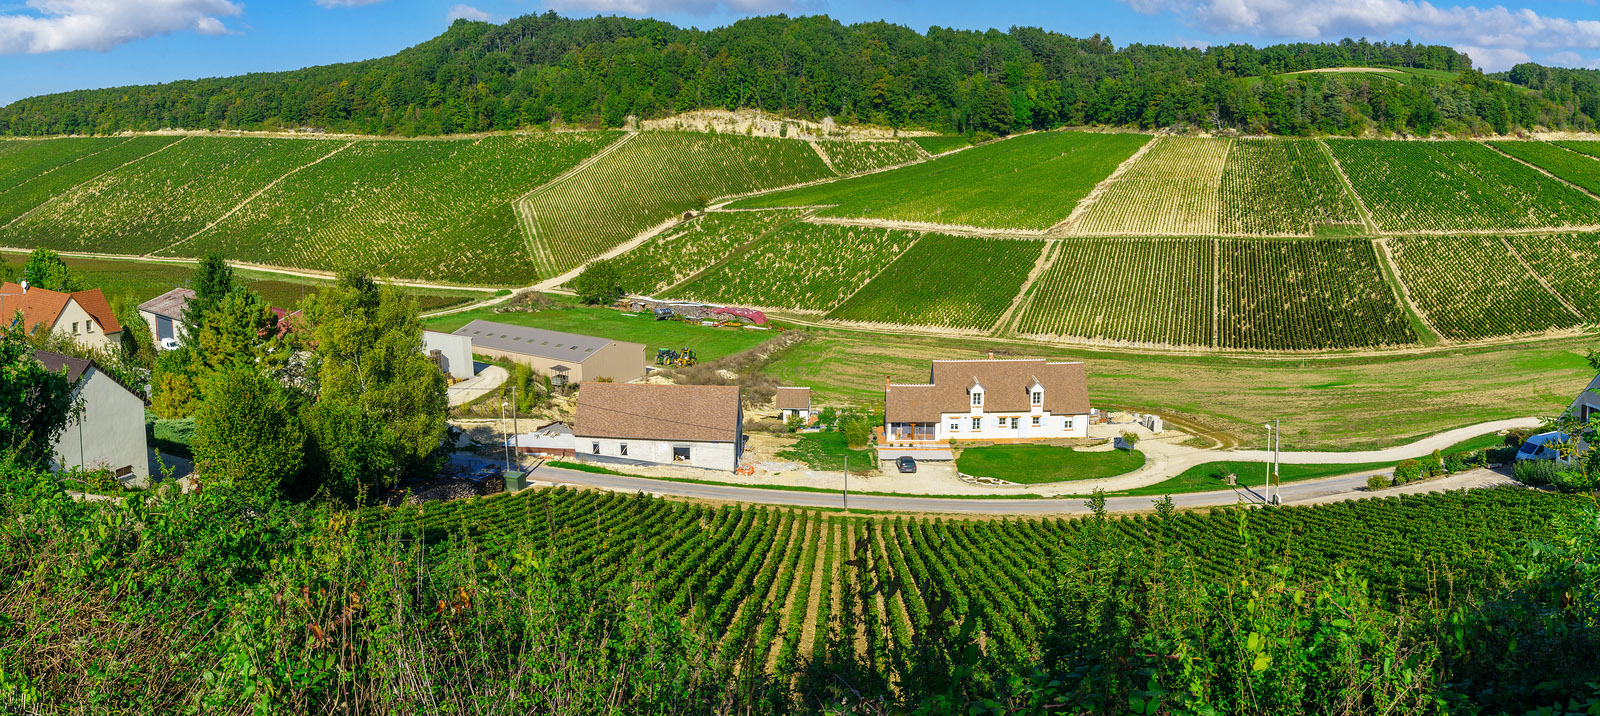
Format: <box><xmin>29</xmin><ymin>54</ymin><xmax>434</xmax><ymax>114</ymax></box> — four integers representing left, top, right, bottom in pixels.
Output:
<box><xmin>10</xmin><ymin>130</ymin><xmax>1600</xmax><ymax>349</ymax></box>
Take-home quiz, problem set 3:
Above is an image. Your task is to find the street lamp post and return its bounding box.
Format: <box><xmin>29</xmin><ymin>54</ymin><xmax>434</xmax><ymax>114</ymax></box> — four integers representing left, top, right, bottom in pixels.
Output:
<box><xmin>1263</xmin><ymin>420</ymin><xmax>1281</xmax><ymax>505</ymax></box>
<box><xmin>842</xmin><ymin>456</ymin><xmax>849</xmax><ymax>513</ymax></box>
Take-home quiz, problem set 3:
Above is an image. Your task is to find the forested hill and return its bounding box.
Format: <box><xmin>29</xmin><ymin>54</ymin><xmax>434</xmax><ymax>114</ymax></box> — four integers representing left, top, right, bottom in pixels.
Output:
<box><xmin>3</xmin><ymin>12</ymin><xmax>1597</xmax><ymax>138</ymax></box>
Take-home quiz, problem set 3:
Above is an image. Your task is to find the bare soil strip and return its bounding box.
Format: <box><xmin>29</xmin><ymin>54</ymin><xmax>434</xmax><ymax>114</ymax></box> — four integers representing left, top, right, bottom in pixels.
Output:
<box><xmin>1316</xmin><ymin>138</ymin><xmax>1381</xmax><ymax>235</ymax></box>
<box><xmin>1211</xmin><ymin>237</ymin><xmax>1221</xmax><ymax>349</ymax></box>
<box><xmin>807</xmin><ymin>141</ymin><xmax>840</xmax><ymax>175</ymax></box>
<box><xmin>990</xmin><ymin>239</ymin><xmax>1058</xmax><ymax>336</ymax></box>
<box><xmin>155</xmin><ymin>140</ymin><xmax>356</xmax><ymax>256</ymax></box>
<box><xmin>872</xmin><ymin>523</ymin><xmax>914</xmax><ymax>648</ymax></box>
<box><xmin>726</xmin><ymin>515</ymin><xmax>799</xmax><ymax>676</ymax></box>
<box><xmin>802</xmin><ymin>214</ymin><xmax>1048</xmax><ymax>239</ymax></box>
<box><xmin>1049</xmin><ymin>133</ymin><xmax>1160</xmax><ymax>236</ymax></box>
<box><xmin>1499</xmin><ymin>235</ymin><xmax>1586</xmax><ymax>320</ymax></box>
<box><xmin>2</xmin><ymin>136</ymin><xmax>190</xmax><ymax>231</ymax></box>
<box><xmin>1374</xmin><ymin>237</ymin><xmax>1448</xmax><ymax>343</ymax></box>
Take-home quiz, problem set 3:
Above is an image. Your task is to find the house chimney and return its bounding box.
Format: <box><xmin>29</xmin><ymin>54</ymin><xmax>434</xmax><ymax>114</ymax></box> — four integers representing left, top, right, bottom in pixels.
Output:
<box><xmin>987</xmin><ymin>351</ymin><xmax>994</xmax><ymax>360</ymax></box>
<box><xmin>19</xmin><ymin>280</ymin><xmax>27</xmax><ymax>292</ymax></box>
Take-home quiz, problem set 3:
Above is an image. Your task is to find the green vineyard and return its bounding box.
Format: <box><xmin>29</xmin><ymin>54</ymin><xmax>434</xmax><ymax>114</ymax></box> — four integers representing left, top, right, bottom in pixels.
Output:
<box><xmin>825</xmin><ymin>234</ymin><xmax>1046</xmax><ymax>332</ymax></box>
<box><xmin>1506</xmin><ymin>232</ymin><xmax>1600</xmax><ymax>317</ymax></box>
<box><xmin>1387</xmin><ymin>235</ymin><xmax>1581</xmax><ymax>340</ymax></box>
<box><xmin>1072</xmin><ymin>136</ymin><xmax>1231</xmax><ymax>235</ymax></box>
<box><xmin>1489</xmin><ymin>140</ymin><xmax>1600</xmax><ymax>196</ymax></box>
<box><xmin>668</xmin><ymin>221</ymin><xmax>916</xmax><ymax>311</ymax></box>
<box><xmin>351</xmin><ymin>486</ymin><xmax>1584</xmax><ymax>686</ymax></box>
<box><xmin>523</xmin><ymin>132</ymin><xmax>833</xmax><ymax>276</ymax></box>
<box><xmin>1016</xmin><ymin>237</ymin><xmax>1215</xmax><ymax>347</ymax></box>
<box><xmin>906</xmin><ymin>135</ymin><xmax>970</xmax><ymax>155</ymax></box>
<box><xmin>1216</xmin><ymin>239</ymin><xmax>1413</xmax><ymax>350</ymax></box>
<box><xmin>606</xmin><ymin>209</ymin><xmax>809</xmax><ymax>295</ymax></box>
<box><xmin>731</xmin><ymin>131</ymin><xmax>1149</xmax><ymax>231</ymax></box>
<box><xmin>0</xmin><ymin>136</ymin><xmax>181</xmax><ymax>226</ymax></box>
<box><xmin>1217</xmin><ymin>138</ymin><xmax>1363</xmax><ymax>235</ymax></box>
<box><xmin>815</xmin><ymin>140</ymin><xmax>923</xmax><ymax>174</ymax></box>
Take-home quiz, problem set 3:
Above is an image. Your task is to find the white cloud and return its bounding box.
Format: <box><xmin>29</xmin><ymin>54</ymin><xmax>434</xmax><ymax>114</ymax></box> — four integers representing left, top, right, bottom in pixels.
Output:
<box><xmin>0</xmin><ymin>0</ymin><xmax>243</xmax><ymax>54</ymax></box>
<box><xmin>1121</xmin><ymin>0</ymin><xmax>1600</xmax><ymax>71</ymax></box>
<box><xmin>447</xmin><ymin>4</ymin><xmax>494</xmax><ymax>22</ymax></box>
<box><xmin>544</xmin><ymin>0</ymin><xmax>803</xmax><ymax>15</ymax></box>
<box><xmin>1542</xmin><ymin>50</ymin><xmax>1600</xmax><ymax>69</ymax></box>
<box><xmin>315</xmin><ymin>0</ymin><xmax>388</xmax><ymax>7</ymax></box>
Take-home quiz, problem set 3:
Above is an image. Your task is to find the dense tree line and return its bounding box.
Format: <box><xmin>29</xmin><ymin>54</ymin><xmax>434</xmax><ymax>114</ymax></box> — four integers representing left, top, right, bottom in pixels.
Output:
<box><xmin>0</xmin><ymin>12</ymin><xmax>1593</xmax><ymax>137</ymax></box>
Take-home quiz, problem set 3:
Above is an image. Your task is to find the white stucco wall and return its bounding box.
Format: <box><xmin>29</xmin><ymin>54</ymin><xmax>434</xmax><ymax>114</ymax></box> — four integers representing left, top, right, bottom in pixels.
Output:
<box><xmin>579</xmin><ymin>436</ymin><xmax>740</xmax><ymax>471</ymax></box>
<box><xmin>140</xmin><ymin>309</ymin><xmax>185</xmax><ymax>347</ymax></box>
<box><xmin>933</xmin><ymin>411</ymin><xmax>1088</xmax><ymax>441</ymax></box>
<box><xmin>52</xmin><ymin>367</ymin><xmax>149</xmax><ymax>484</ymax></box>
<box><xmin>47</xmin><ymin>300</ymin><xmax>119</xmax><ymax>353</ymax></box>
<box><xmin>423</xmin><ymin>331</ymin><xmax>476</xmax><ymax>381</ymax></box>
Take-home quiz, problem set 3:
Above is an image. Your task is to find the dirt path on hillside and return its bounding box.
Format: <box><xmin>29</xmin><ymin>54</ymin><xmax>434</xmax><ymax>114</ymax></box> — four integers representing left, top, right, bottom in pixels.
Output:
<box><xmin>990</xmin><ymin>239</ymin><xmax>1057</xmax><ymax>335</ymax></box>
<box><xmin>1049</xmin><ymin>134</ymin><xmax>1160</xmax><ymax>236</ymax></box>
<box><xmin>2</xmin><ymin>136</ymin><xmax>189</xmax><ymax>231</ymax></box>
<box><xmin>155</xmin><ymin>140</ymin><xmax>355</xmax><ymax>256</ymax></box>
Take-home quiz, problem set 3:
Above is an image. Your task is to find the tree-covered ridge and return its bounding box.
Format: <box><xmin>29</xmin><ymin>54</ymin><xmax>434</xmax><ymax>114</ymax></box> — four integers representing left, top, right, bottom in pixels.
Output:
<box><xmin>0</xmin><ymin>12</ymin><xmax>1588</xmax><ymax>138</ymax></box>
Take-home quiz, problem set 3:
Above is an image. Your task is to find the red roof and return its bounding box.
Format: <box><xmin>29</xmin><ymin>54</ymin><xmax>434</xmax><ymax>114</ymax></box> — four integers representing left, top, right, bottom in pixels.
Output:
<box><xmin>711</xmin><ymin>307</ymin><xmax>767</xmax><ymax>325</ymax></box>
<box><xmin>0</xmin><ymin>282</ymin><xmax>120</xmax><ymax>336</ymax></box>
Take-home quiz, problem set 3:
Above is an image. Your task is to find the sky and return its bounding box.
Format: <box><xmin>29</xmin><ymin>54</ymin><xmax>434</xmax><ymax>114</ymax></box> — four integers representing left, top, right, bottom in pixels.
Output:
<box><xmin>3</xmin><ymin>0</ymin><xmax>1600</xmax><ymax>106</ymax></box>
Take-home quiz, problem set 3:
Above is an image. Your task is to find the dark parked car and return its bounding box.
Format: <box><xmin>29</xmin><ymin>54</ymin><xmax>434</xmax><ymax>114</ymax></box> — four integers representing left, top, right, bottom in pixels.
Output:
<box><xmin>896</xmin><ymin>456</ymin><xmax>917</xmax><ymax>473</ymax></box>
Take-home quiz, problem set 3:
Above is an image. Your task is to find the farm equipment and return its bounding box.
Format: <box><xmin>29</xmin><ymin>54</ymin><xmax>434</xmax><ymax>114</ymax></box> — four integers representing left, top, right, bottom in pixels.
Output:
<box><xmin>655</xmin><ymin>347</ymin><xmax>698</xmax><ymax>367</ymax></box>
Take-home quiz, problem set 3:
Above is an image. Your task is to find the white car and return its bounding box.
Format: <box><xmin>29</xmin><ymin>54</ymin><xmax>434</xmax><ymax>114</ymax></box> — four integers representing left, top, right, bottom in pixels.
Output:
<box><xmin>159</xmin><ymin>337</ymin><xmax>180</xmax><ymax>351</ymax></box>
<box><xmin>1515</xmin><ymin>431</ymin><xmax>1569</xmax><ymax>462</ymax></box>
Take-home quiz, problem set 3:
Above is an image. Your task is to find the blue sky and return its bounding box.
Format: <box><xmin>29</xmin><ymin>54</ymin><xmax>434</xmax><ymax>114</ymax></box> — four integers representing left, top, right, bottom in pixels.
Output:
<box><xmin>3</xmin><ymin>0</ymin><xmax>1600</xmax><ymax>106</ymax></box>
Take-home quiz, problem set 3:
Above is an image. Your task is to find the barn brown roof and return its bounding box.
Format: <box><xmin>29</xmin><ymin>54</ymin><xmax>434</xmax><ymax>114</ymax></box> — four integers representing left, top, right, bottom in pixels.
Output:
<box><xmin>775</xmin><ymin>386</ymin><xmax>811</xmax><ymax>411</ymax></box>
<box><xmin>885</xmin><ymin>359</ymin><xmax>1089</xmax><ymax>423</ymax></box>
<box><xmin>574</xmin><ymin>383</ymin><xmax>742</xmax><ymax>443</ymax></box>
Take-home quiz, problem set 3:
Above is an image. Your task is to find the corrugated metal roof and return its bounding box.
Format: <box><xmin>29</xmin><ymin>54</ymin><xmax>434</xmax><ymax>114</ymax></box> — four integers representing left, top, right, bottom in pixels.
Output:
<box><xmin>453</xmin><ymin>319</ymin><xmax>622</xmax><ymax>364</ymax></box>
<box><xmin>137</xmin><ymin>287</ymin><xmax>194</xmax><ymax>320</ymax></box>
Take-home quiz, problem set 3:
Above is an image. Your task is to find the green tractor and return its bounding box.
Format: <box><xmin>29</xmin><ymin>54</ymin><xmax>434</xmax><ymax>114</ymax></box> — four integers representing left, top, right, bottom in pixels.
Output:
<box><xmin>654</xmin><ymin>347</ymin><xmax>698</xmax><ymax>367</ymax></box>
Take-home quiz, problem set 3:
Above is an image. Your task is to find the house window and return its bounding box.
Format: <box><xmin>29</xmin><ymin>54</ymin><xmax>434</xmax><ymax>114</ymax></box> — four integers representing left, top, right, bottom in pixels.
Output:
<box><xmin>1031</xmin><ymin>416</ymin><xmax>1041</xmax><ymax>427</ymax></box>
<box><xmin>1009</xmin><ymin>417</ymin><xmax>1019</xmax><ymax>430</ymax></box>
<box><xmin>1031</xmin><ymin>391</ymin><xmax>1042</xmax><ymax>406</ymax></box>
<box><xmin>971</xmin><ymin>417</ymin><xmax>981</xmax><ymax>430</ymax></box>
<box><xmin>949</xmin><ymin>422</ymin><xmax>959</xmax><ymax>432</ymax></box>
<box><xmin>971</xmin><ymin>392</ymin><xmax>982</xmax><ymax>407</ymax></box>
<box><xmin>86</xmin><ymin>321</ymin><xmax>94</xmax><ymax>334</ymax></box>
<box><xmin>620</xmin><ymin>443</ymin><xmax>628</xmax><ymax>456</ymax></box>
<box><xmin>71</xmin><ymin>322</ymin><xmax>79</xmax><ymax>334</ymax></box>
<box><xmin>592</xmin><ymin>442</ymin><xmax>600</xmax><ymax>454</ymax></box>
<box><xmin>673</xmin><ymin>446</ymin><xmax>691</xmax><ymax>462</ymax></box>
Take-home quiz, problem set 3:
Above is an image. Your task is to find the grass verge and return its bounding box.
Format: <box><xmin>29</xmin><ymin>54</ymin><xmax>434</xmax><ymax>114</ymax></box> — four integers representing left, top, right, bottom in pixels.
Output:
<box><xmin>956</xmin><ymin>444</ymin><xmax>1146</xmax><ymax>484</ymax></box>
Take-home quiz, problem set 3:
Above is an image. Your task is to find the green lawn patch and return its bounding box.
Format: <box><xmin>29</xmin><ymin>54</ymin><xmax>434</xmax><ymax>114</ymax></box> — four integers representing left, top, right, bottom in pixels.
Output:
<box><xmin>422</xmin><ymin>295</ymin><xmax>777</xmax><ymax>362</ymax></box>
<box><xmin>1113</xmin><ymin>460</ymin><xmax>1393</xmax><ymax>497</ymax></box>
<box><xmin>775</xmin><ymin>431</ymin><xmax>877</xmax><ymax>473</ymax></box>
<box><xmin>956</xmin><ymin>445</ymin><xmax>1146</xmax><ymax>484</ymax></box>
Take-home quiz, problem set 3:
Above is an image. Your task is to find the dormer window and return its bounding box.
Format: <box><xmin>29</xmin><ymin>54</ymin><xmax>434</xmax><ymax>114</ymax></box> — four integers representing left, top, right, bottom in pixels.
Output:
<box><xmin>971</xmin><ymin>392</ymin><xmax>982</xmax><ymax>407</ymax></box>
<box><xmin>1031</xmin><ymin>390</ymin><xmax>1042</xmax><ymax>406</ymax></box>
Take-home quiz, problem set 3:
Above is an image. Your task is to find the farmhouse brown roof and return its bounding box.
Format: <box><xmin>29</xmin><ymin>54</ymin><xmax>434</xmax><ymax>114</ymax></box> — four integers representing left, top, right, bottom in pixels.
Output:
<box><xmin>0</xmin><ymin>283</ymin><xmax>121</xmax><ymax>335</ymax></box>
<box><xmin>776</xmin><ymin>386</ymin><xmax>811</xmax><ymax>411</ymax></box>
<box><xmin>574</xmin><ymin>383</ymin><xmax>742</xmax><ymax>443</ymax></box>
<box><xmin>885</xmin><ymin>359</ymin><xmax>1089</xmax><ymax>423</ymax></box>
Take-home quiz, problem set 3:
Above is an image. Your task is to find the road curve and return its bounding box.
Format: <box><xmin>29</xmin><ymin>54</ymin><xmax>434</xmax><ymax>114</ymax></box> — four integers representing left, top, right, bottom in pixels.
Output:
<box><xmin>525</xmin><ymin>463</ymin><xmax>1516</xmax><ymax>515</ymax></box>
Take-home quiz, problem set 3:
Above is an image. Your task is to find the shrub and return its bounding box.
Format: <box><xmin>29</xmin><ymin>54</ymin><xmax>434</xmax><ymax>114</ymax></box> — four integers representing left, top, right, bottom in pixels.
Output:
<box><xmin>1367</xmin><ymin>475</ymin><xmax>1388</xmax><ymax>491</ymax></box>
<box><xmin>1505</xmin><ymin>428</ymin><xmax>1536</xmax><ymax>448</ymax></box>
<box><xmin>1395</xmin><ymin>459</ymin><xmax>1422</xmax><ymax>483</ymax></box>
<box><xmin>1429</xmin><ymin>449</ymin><xmax>1445</xmax><ymax>476</ymax></box>
<box><xmin>1488</xmin><ymin>446</ymin><xmax>1517</xmax><ymax>465</ymax></box>
<box><xmin>1552</xmin><ymin>470</ymin><xmax>1597</xmax><ymax>494</ymax></box>
<box><xmin>1514</xmin><ymin>459</ymin><xmax>1562</xmax><ymax>487</ymax></box>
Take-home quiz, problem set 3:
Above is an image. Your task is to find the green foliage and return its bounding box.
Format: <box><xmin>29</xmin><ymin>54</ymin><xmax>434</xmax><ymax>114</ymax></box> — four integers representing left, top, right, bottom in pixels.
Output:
<box><xmin>146</xmin><ymin>415</ymin><xmax>195</xmax><ymax>458</ymax></box>
<box><xmin>1490</xmin><ymin>140</ymin><xmax>1600</xmax><ymax>196</ymax></box>
<box><xmin>1076</xmin><ymin>137</ymin><xmax>1232</xmax><ymax>234</ymax></box>
<box><xmin>1394</xmin><ymin>458</ymin><xmax>1422</xmax><ymax>483</ymax></box>
<box><xmin>181</xmin><ymin>252</ymin><xmax>235</xmax><ymax>347</ymax></box>
<box><xmin>1019</xmin><ymin>237</ymin><xmax>1215</xmax><ymax>347</ymax></box>
<box><xmin>826</xmin><ymin>234</ymin><xmax>1044</xmax><ymax>331</ymax></box>
<box><xmin>196</xmin><ymin>286</ymin><xmax>289</xmax><ymax>373</ymax></box>
<box><xmin>1367</xmin><ymin>474</ymin><xmax>1388</xmax><ymax>491</ymax></box>
<box><xmin>0</xmin><ymin>327</ymin><xmax>76</xmax><ymax>469</ymax></box>
<box><xmin>734</xmin><ymin>131</ymin><xmax>1148</xmax><ymax>230</ymax></box>
<box><xmin>774</xmin><ymin>431</ymin><xmax>874</xmax><ymax>472</ymax></box>
<box><xmin>19</xmin><ymin>248</ymin><xmax>84</xmax><ymax>292</ymax></box>
<box><xmin>840</xmin><ymin>413</ymin><xmax>875</xmax><ymax>450</ymax></box>
<box><xmin>524</xmin><ymin>132</ymin><xmax>832</xmax><ymax>275</ymax></box>
<box><xmin>908</xmin><ymin>135</ymin><xmax>971</xmax><ymax>155</ymax></box>
<box><xmin>570</xmin><ymin>259</ymin><xmax>624</xmax><ymax>306</ymax></box>
<box><xmin>192</xmin><ymin>365</ymin><xmax>305</xmax><ymax>499</ymax></box>
<box><xmin>1389</xmin><ymin>235</ymin><xmax>1580</xmax><ymax>341</ymax></box>
<box><xmin>0</xmin><ymin>137</ymin><xmax>181</xmax><ymax>226</ymax></box>
<box><xmin>299</xmin><ymin>399</ymin><xmax>399</xmax><ymax>502</ymax></box>
<box><xmin>1218</xmin><ymin>138</ymin><xmax>1362</xmax><ymax>235</ymax></box>
<box><xmin>606</xmin><ymin>209</ymin><xmax>806</xmax><ymax>295</ymax></box>
<box><xmin>956</xmin><ymin>444</ymin><xmax>1146</xmax><ymax>484</ymax></box>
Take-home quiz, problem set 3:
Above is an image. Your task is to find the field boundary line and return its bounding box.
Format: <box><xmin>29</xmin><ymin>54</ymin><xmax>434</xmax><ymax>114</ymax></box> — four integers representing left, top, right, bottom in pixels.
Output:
<box><xmin>1373</xmin><ymin>238</ymin><xmax>1447</xmax><ymax>344</ymax></box>
<box><xmin>0</xmin><ymin>246</ymin><xmax>500</xmax><ymax>293</ymax></box>
<box><xmin>655</xmin><ymin>209</ymin><xmax>814</xmax><ymax>297</ymax></box>
<box><xmin>1316</xmin><ymin>138</ymin><xmax>1380</xmax><ymax>236</ymax></box>
<box><xmin>153</xmin><ymin>140</ymin><xmax>356</xmax><ymax>257</ymax></box>
<box><xmin>808</xmin><ymin>140</ymin><xmax>840</xmax><ymax>175</ymax></box>
<box><xmin>990</xmin><ymin>239</ymin><xmax>1057</xmax><ymax>336</ymax></box>
<box><xmin>0</xmin><ymin>135</ymin><xmax>133</xmax><ymax>194</ymax></box>
<box><xmin>1498</xmin><ymin>235</ymin><xmax>1585</xmax><ymax>320</ymax></box>
<box><xmin>1048</xmin><ymin>134</ymin><xmax>1158</xmax><ymax>236</ymax></box>
<box><xmin>821</xmin><ymin>229</ymin><xmax>924</xmax><ymax>314</ymax></box>
<box><xmin>1482</xmin><ymin>140</ymin><xmax>1600</xmax><ymax>205</ymax></box>
<box><xmin>802</xmin><ymin>214</ymin><xmax>1046</xmax><ymax>239</ymax></box>
<box><xmin>515</xmin><ymin>132</ymin><xmax>636</xmax><ymax>275</ymax></box>
<box><xmin>2</xmin><ymin>136</ymin><xmax>189</xmax><ymax>231</ymax></box>
<box><xmin>1211</xmin><ymin>237</ymin><xmax>1221</xmax><ymax>349</ymax></box>
<box><xmin>530</xmin><ymin>210</ymin><xmax>694</xmax><ymax>291</ymax></box>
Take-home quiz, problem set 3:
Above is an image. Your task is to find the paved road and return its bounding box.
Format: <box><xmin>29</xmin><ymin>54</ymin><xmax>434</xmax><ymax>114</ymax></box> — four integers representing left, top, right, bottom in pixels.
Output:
<box><xmin>525</xmin><ymin>463</ymin><xmax>1517</xmax><ymax>515</ymax></box>
<box><xmin>1226</xmin><ymin>417</ymin><xmax>1539</xmax><ymax>464</ymax></box>
<box><xmin>447</xmin><ymin>364</ymin><xmax>508</xmax><ymax>407</ymax></box>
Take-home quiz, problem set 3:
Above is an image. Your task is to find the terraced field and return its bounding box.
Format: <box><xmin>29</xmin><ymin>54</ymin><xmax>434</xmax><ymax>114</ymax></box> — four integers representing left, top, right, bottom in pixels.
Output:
<box><xmin>1327</xmin><ymin>140</ymin><xmax>1600</xmax><ymax>232</ymax></box>
<box><xmin>1216</xmin><ymin>239</ymin><xmax>1413</xmax><ymax>350</ymax></box>
<box><xmin>667</xmin><ymin>222</ymin><xmax>917</xmax><ymax>312</ymax></box>
<box><xmin>815</xmin><ymin>140</ymin><xmax>922</xmax><ymax>174</ymax></box>
<box><xmin>1503</xmin><ymin>232</ymin><xmax>1600</xmax><ymax>318</ymax></box>
<box><xmin>1217</xmin><ymin>139</ymin><xmax>1363</xmax><ymax>235</ymax></box>
<box><xmin>606</xmin><ymin>209</ymin><xmax>808</xmax><ymax>295</ymax></box>
<box><xmin>1387</xmin><ymin>235</ymin><xmax>1580</xmax><ymax>340</ymax></box>
<box><xmin>1555</xmin><ymin>141</ymin><xmax>1600</xmax><ymax>159</ymax></box>
<box><xmin>825</xmin><ymin>235</ymin><xmax>1045</xmax><ymax>332</ymax></box>
<box><xmin>1489</xmin><ymin>141</ymin><xmax>1600</xmax><ymax>196</ymax></box>
<box><xmin>730</xmin><ymin>131</ymin><xmax>1149</xmax><ymax>231</ymax></box>
<box><xmin>1073</xmin><ymin>137</ymin><xmax>1231</xmax><ymax>235</ymax></box>
<box><xmin>0</xmin><ymin>136</ymin><xmax>181</xmax><ymax>226</ymax></box>
<box><xmin>1015</xmin><ymin>238</ymin><xmax>1215</xmax><ymax>347</ymax></box>
<box><xmin>8</xmin><ymin>137</ymin><xmax>339</xmax><ymax>254</ymax></box>
<box><xmin>523</xmin><ymin>132</ymin><xmax>833</xmax><ymax>276</ymax></box>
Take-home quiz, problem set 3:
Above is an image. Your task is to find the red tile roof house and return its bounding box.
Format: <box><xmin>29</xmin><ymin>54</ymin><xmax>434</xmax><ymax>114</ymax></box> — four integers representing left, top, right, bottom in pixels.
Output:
<box><xmin>574</xmin><ymin>383</ymin><xmax>745</xmax><ymax>472</ymax></box>
<box><xmin>0</xmin><ymin>282</ymin><xmax>122</xmax><ymax>352</ymax></box>
<box><xmin>884</xmin><ymin>359</ymin><xmax>1091</xmax><ymax>445</ymax></box>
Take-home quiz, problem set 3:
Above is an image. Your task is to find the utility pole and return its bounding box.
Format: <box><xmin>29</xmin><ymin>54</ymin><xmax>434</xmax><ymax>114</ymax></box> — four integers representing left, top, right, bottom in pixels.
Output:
<box><xmin>1273</xmin><ymin>418</ymin><xmax>1281</xmax><ymax>505</ymax></box>
<box><xmin>501</xmin><ymin>398</ymin><xmax>511</xmax><ymax>474</ymax></box>
<box><xmin>510</xmin><ymin>385</ymin><xmax>519</xmax><ymax>475</ymax></box>
<box><xmin>1263</xmin><ymin>422</ymin><xmax>1274</xmax><ymax>506</ymax></box>
<box><xmin>842</xmin><ymin>456</ymin><xmax>849</xmax><ymax>514</ymax></box>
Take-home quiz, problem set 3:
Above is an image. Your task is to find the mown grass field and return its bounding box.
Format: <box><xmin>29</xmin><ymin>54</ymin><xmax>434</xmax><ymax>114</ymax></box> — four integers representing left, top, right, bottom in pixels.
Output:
<box><xmin>523</xmin><ymin>132</ymin><xmax>833</xmax><ymax>275</ymax></box>
<box><xmin>955</xmin><ymin>444</ymin><xmax>1147</xmax><ymax>484</ymax></box>
<box><xmin>420</xmin><ymin>297</ymin><xmax>777</xmax><ymax>362</ymax></box>
<box><xmin>170</xmin><ymin>133</ymin><xmax>616</xmax><ymax>284</ymax></box>
<box><xmin>730</xmin><ymin>131</ymin><xmax>1150</xmax><ymax>230</ymax></box>
<box><xmin>824</xmin><ymin>234</ymin><xmax>1044</xmax><ymax>332</ymax></box>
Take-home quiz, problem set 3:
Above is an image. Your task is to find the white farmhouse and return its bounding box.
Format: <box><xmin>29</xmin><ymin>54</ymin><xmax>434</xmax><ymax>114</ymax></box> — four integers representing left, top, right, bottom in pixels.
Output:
<box><xmin>776</xmin><ymin>386</ymin><xmax>812</xmax><ymax>423</ymax></box>
<box><xmin>573</xmin><ymin>383</ymin><xmax>745</xmax><ymax>471</ymax></box>
<box><xmin>34</xmin><ymin>350</ymin><xmax>151</xmax><ymax>485</ymax></box>
<box><xmin>884</xmin><ymin>358</ymin><xmax>1091</xmax><ymax>444</ymax></box>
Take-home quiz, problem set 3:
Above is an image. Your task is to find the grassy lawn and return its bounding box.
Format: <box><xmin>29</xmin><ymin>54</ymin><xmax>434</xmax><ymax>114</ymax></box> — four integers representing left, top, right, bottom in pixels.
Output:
<box><xmin>0</xmin><ymin>251</ymin><xmax>484</xmax><ymax>313</ymax></box>
<box><xmin>775</xmin><ymin>431</ymin><xmax>877</xmax><ymax>473</ymax></box>
<box><xmin>956</xmin><ymin>445</ymin><xmax>1146</xmax><ymax>484</ymax></box>
<box><xmin>422</xmin><ymin>295</ymin><xmax>779</xmax><ymax>362</ymax></box>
